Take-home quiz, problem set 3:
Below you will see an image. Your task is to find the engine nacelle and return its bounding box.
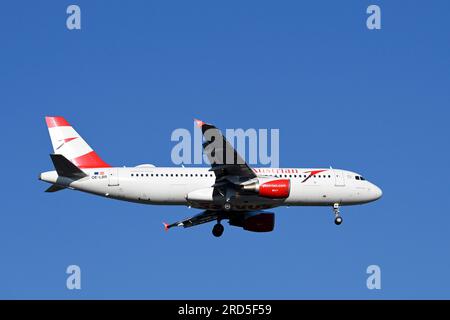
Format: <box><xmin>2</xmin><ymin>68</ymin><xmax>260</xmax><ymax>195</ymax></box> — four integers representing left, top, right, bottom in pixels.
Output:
<box><xmin>241</xmin><ymin>179</ymin><xmax>290</xmax><ymax>199</ymax></box>
<box><xmin>229</xmin><ymin>212</ymin><xmax>275</xmax><ymax>232</ymax></box>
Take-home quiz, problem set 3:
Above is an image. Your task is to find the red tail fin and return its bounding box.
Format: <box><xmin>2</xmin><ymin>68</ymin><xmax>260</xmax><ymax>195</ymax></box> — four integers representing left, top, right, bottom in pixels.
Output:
<box><xmin>45</xmin><ymin>116</ymin><xmax>110</xmax><ymax>169</ymax></box>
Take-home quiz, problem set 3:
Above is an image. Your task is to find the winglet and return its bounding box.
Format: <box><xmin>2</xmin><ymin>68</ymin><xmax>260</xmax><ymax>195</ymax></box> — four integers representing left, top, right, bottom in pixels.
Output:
<box><xmin>194</xmin><ymin>118</ymin><xmax>205</xmax><ymax>128</ymax></box>
<box><xmin>163</xmin><ymin>222</ymin><xmax>170</xmax><ymax>232</ymax></box>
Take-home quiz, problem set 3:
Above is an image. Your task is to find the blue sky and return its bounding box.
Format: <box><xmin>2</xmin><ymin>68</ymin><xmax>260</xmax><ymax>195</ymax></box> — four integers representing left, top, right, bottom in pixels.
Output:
<box><xmin>0</xmin><ymin>1</ymin><xmax>449</xmax><ymax>299</ymax></box>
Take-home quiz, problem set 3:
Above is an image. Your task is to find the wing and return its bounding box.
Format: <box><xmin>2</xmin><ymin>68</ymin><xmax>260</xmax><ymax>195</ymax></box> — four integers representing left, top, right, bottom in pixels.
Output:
<box><xmin>162</xmin><ymin>120</ymin><xmax>278</xmax><ymax>234</ymax></box>
<box><xmin>195</xmin><ymin>119</ymin><xmax>256</xmax><ymax>181</ymax></box>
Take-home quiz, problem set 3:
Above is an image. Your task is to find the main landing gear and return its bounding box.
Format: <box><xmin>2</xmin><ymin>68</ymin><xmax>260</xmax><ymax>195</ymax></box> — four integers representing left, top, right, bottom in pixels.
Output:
<box><xmin>333</xmin><ymin>203</ymin><xmax>343</xmax><ymax>225</ymax></box>
<box><xmin>212</xmin><ymin>222</ymin><xmax>224</xmax><ymax>237</ymax></box>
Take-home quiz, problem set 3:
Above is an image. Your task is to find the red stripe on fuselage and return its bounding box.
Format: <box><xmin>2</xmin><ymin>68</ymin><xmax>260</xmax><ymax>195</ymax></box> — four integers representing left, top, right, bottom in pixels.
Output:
<box><xmin>46</xmin><ymin>116</ymin><xmax>71</xmax><ymax>128</ymax></box>
<box><xmin>71</xmin><ymin>151</ymin><xmax>111</xmax><ymax>169</ymax></box>
<box><xmin>301</xmin><ymin>169</ymin><xmax>327</xmax><ymax>183</ymax></box>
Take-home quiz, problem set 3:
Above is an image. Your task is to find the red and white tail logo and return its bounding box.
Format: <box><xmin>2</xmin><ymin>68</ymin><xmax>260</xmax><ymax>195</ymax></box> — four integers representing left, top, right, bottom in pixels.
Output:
<box><xmin>45</xmin><ymin>116</ymin><xmax>110</xmax><ymax>169</ymax></box>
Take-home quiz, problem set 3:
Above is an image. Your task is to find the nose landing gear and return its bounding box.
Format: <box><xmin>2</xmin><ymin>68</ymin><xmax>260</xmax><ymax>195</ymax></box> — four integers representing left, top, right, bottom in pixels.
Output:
<box><xmin>333</xmin><ymin>203</ymin><xmax>343</xmax><ymax>225</ymax></box>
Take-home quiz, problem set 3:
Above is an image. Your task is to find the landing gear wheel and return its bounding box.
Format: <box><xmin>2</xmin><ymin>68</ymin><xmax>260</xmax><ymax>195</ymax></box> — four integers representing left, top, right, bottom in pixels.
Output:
<box><xmin>212</xmin><ymin>223</ymin><xmax>224</xmax><ymax>237</ymax></box>
<box><xmin>223</xmin><ymin>202</ymin><xmax>232</xmax><ymax>211</ymax></box>
<box><xmin>332</xmin><ymin>203</ymin><xmax>343</xmax><ymax>226</ymax></box>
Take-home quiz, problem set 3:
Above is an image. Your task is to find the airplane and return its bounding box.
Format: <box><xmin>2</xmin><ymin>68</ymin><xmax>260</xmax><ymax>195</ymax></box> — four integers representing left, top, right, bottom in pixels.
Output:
<box><xmin>39</xmin><ymin>116</ymin><xmax>382</xmax><ymax>237</ymax></box>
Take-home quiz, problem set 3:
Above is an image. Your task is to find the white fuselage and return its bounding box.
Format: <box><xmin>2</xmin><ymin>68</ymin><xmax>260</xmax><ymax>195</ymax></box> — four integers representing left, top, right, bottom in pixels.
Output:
<box><xmin>40</xmin><ymin>166</ymin><xmax>383</xmax><ymax>211</ymax></box>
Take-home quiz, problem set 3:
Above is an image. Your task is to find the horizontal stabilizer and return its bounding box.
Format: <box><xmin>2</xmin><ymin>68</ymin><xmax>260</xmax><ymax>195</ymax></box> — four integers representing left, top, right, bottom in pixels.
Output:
<box><xmin>45</xmin><ymin>184</ymin><xmax>67</xmax><ymax>193</ymax></box>
<box><xmin>50</xmin><ymin>154</ymin><xmax>88</xmax><ymax>179</ymax></box>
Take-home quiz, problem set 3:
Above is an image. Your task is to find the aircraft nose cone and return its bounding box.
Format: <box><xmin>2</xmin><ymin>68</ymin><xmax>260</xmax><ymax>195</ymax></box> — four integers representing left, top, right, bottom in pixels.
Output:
<box><xmin>373</xmin><ymin>185</ymin><xmax>383</xmax><ymax>200</ymax></box>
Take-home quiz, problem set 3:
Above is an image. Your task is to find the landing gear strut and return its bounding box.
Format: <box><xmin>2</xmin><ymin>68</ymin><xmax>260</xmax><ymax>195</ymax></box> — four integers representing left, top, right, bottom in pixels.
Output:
<box><xmin>333</xmin><ymin>203</ymin><xmax>343</xmax><ymax>225</ymax></box>
<box><xmin>212</xmin><ymin>222</ymin><xmax>224</xmax><ymax>237</ymax></box>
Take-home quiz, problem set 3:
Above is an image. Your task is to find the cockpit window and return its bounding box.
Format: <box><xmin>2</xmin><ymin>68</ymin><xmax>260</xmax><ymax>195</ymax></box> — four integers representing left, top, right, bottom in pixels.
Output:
<box><xmin>355</xmin><ymin>176</ymin><xmax>360</xmax><ymax>180</ymax></box>
<box><xmin>360</xmin><ymin>176</ymin><xmax>365</xmax><ymax>181</ymax></box>
<box><xmin>355</xmin><ymin>175</ymin><xmax>366</xmax><ymax>181</ymax></box>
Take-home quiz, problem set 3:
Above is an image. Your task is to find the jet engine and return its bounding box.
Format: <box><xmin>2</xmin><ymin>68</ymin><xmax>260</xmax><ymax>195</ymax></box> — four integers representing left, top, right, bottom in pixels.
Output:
<box><xmin>240</xmin><ymin>178</ymin><xmax>290</xmax><ymax>199</ymax></box>
<box><xmin>229</xmin><ymin>212</ymin><xmax>275</xmax><ymax>232</ymax></box>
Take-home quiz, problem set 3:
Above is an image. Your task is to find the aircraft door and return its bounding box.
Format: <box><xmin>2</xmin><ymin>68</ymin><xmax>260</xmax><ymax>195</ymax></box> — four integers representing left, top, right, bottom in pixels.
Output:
<box><xmin>334</xmin><ymin>170</ymin><xmax>345</xmax><ymax>186</ymax></box>
<box><xmin>108</xmin><ymin>168</ymin><xmax>120</xmax><ymax>186</ymax></box>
